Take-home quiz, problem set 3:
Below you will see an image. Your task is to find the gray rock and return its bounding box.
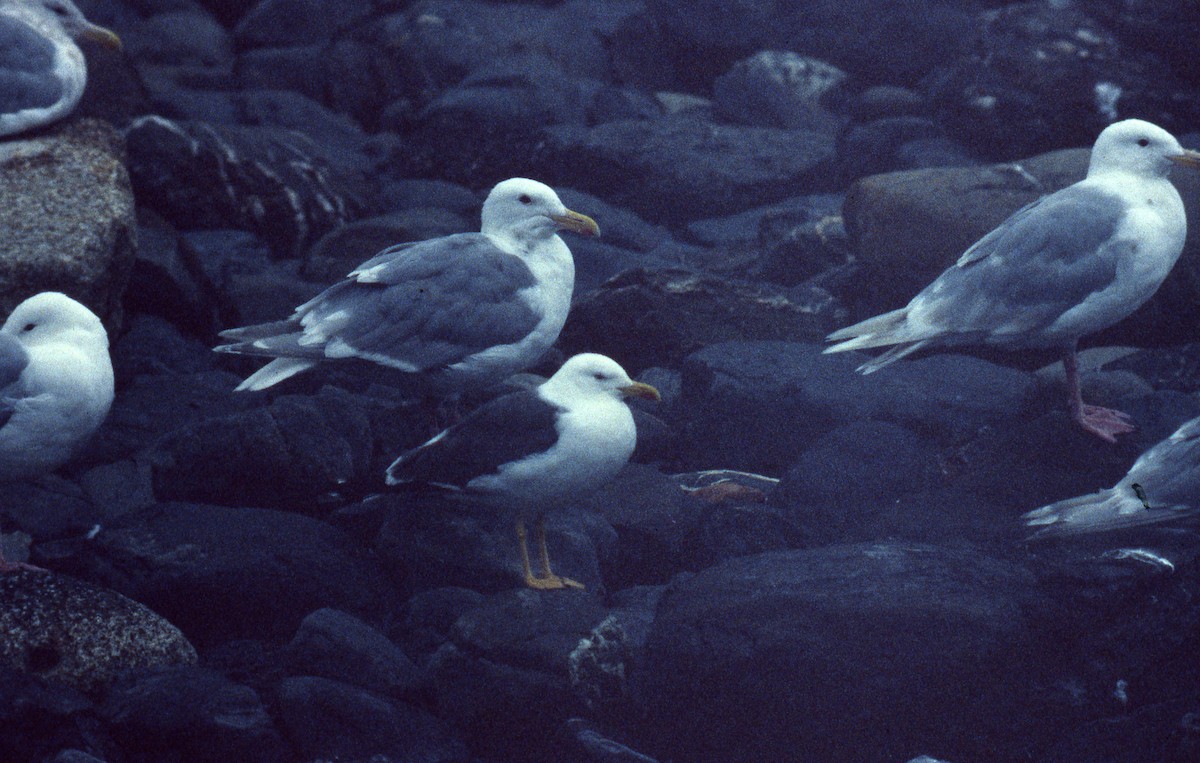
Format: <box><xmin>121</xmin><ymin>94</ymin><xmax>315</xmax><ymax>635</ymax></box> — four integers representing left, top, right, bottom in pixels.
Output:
<box><xmin>0</xmin><ymin>667</ymin><xmax>95</xmax><ymax>763</ymax></box>
<box><xmin>235</xmin><ymin>0</ymin><xmax>375</xmax><ymax>48</ymax></box>
<box><xmin>301</xmin><ymin>207</ymin><xmax>469</xmax><ymax>283</ymax></box>
<box><xmin>638</xmin><ymin>544</ymin><xmax>1043</xmax><ymax>763</ymax></box>
<box><xmin>102</xmin><ymin>665</ymin><xmax>284</xmax><ymax>763</ymax></box>
<box><xmin>286</xmin><ymin>608</ymin><xmax>423</xmax><ymax>697</ymax></box>
<box><xmin>395</xmin><ymin>586</ymin><xmax>486</xmax><ymax>662</ymax></box>
<box><xmin>123</xmin><ymin>11</ymin><xmax>233</xmax><ymax>68</ymax></box>
<box><xmin>0</xmin><ymin>120</ymin><xmax>136</xmax><ymax>324</ymax></box>
<box><xmin>128</xmin><ymin>211</ymin><xmax>222</xmax><ymax>337</ymax></box>
<box><xmin>0</xmin><ymin>570</ymin><xmax>196</xmax><ymax>695</ymax></box>
<box><xmin>538</xmin><ymin>115</ymin><xmax>837</xmax><ymax>224</ymax></box>
<box><xmin>713</xmin><ymin>51</ymin><xmax>847</xmax><ymax>133</ymax></box>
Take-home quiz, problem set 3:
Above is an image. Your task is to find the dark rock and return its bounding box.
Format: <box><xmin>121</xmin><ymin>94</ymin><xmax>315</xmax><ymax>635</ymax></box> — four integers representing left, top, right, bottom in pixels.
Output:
<box><xmin>77</xmin><ymin>461</ymin><xmax>156</xmax><ymax>526</ymax></box>
<box><xmin>128</xmin><ymin>211</ymin><xmax>223</xmax><ymax>337</ymax></box>
<box><xmin>0</xmin><ymin>120</ymin><xmax>136</xmax><ymax>325</ymax></box>
<box><xmin>123</xmin><ymin>10</ymin><xmax>233</xmax><ymax>68</ymax></box>
<box><xmin>922</xmin><ymin>2</ymin><xmax>1200</xmax><ymax>161</ymax></box>
<box><xmin>376</xmin><ymin>178</ymin><xmax>480</xmax><ymax>218</ymax></box>
<box><xmin>108</xmin><ymin>312</ymin><xmax>217</xmax><ymax>385</ymax></box>
<box><xmin>559</xmin><ymin>269</ymin><xmax>841</xmax><ymax>374</ymax></box>
<box><xmin>101</xmin><ymin>665</ymin><xmax>284</xmax><ymax>763</ymax></box>
<box><xmin>537</xmin><ymin>115</ymin><xmax>837</xmax><ymax>224</ymax></box>
<box><xmin>569</xmin><ymin>237</ymin><xmax>669</xmax><ymax>293</ymax></box>
<box><xmin>234</xmin><ymin>0</ymin><xmax>374</xmax><ymax>49</ymax></box>
<box><xmin>301</xmin><ymin>207</ymin><xmax>469</xmax><ymax>283</ymax></box>
<box><xmin>0</xmin><ymin>570</ymin><xmax>196</xmax><ymax>695</ymax></box>
<box><xmin>777</xmin><ymin>420</ymin><xmax>939</xmax><ymax>544</ymax></box>
<box><xmin>234</xmin><ymin>44</ymin><xmax>326</xmax><ymax>105</ymax></box>
<box><xmin>752</xmin><ymin>198</ymin><xmax>851</xmax><ymax>286</ymax></box>
<box><xmin>1079</xmin><ymin>0</ymin><xmax>1200</xmax><ymax>90</ymax></box>
<box><xmin>232</xmin><ymin>89</ymin><xmax>374</xmax><ymax>175</ymax></box>
<box><xmin>841</xmin><ymin>146</ymin><xmax>1200</xmax><ymax>349</ymax></box>
<box><xmin>143</xmin><ymin>387</ymin><xmax>377</xmax><ymax>511</ymax></box>
<box><xmin>638</xmin><ymin>544</ymin><xmax>1046</xmax><ymax>763</ymax></box>
<box><xmin>430</xmin><ymin>586</ymin><xmax>608</xmax><ymax>758</ymax></box>
<box><xmin>677</xmin><ymin>341</ymin><xmax>1035</xmax><ymax>474</ymax></box>
<box><xmin>394</xmin><ymin>587</ymin><xmax>486</xmax><ymax>663</ymax></box>
<box><xmin>51</xmin><ymin>750</ymin><xmax>107</xmax><ymax>763</ymax></box>
<box><xmin>560</xmin><ymin>717</ymin><xmax>660</xmax><ymax>763</ymax></box>
<box><xmin>0</xmin><ymin>479</ymin><xmax>99</xmax><ymax>550</ymax></box>
<box><xmin>557</xmin><ymin>188</ymin><xmax>670</xmax><ymax>254</ymax></box>
<box><xmin>648</xmin><ymin>0</ymin><xmax>979</xmax><ymax>90</ymax></box>
<box><xmin>838</xmin><ymin>115</ymin><xmax>975</xmax><ymax>180</ymax></box>
<box><xmin>77</xmin><ymin>502</ymin><xmax>392</xmax><ymax>646</ymax></box>
<box><xmin>713</xmin><ymin>51</ymin><xmax>848</xmax><ymax>133</ymax></box>
<box><xmin>124</xmin><ymin>115</ymin><xmax>367</xmax><ymax>258</ymax></box>
<box><xmin>0</xmin><ymin>667</ymin><xmax>99</xmax><ymax>763</ymax></box>
<box><xmin>372</xmin><ymin>494</ymin><xmax>616</xmax><ymax>595</ymax></box>
<box><xmin>285</xmin><ymin>608</ymin><xmax>423</xmax><ymax>698</ymax></box>
<box><xmin>849</xmin><ymin>85</ymin><xmax>929</xmax><ymax>122</ymax></box>
<box><xmin>681</xmin><ymin>501</ymin><xmax>808</xmax><ymax>571</ymax></box>
<box><xmin>276</xmin><ymin>675</ymin><xmax>468</xmax><ymax>762</ymax></box>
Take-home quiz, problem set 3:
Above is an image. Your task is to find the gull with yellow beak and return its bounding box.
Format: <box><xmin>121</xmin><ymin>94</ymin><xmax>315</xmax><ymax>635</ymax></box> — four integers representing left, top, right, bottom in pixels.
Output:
<box><xmin>0</xmin><ymin>0</ymin><xmax>121</xmax><ymax>137</ymax></box>
<box><xmin>827</xmin><ymin>119</ymin><xmax>1200</xmax><ymax>442</ymax></box>
<box><xmin>387</xmin><ymin>353</ymin><xmax>659</xmax><ymax>590</ymax></box>
<box><xmin>216</xmin><ymin>178</ymin><xmax>600</xmax><ymax>394</ymax></box>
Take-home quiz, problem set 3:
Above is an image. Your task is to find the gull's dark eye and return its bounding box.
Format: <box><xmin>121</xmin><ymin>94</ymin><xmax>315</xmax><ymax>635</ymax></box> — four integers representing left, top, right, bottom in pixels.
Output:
<box><xmin>518</xmin><ymin>194</ymin><xmax>532</xmax><ymax>204</ymax></box>
<box><xmin>22</xmin><ymin>323</ymin><xmax>35</xmax><ymax>332</ymax></box>
<box><xmin>1137</xmin><ymin>137</ymin><xmax>1150</xmax><ymax>147</ymax></box>
<box><xmin>593</xmin><ymin>372</ymin><xmax>606</xmax><ymax>380</ymax></box>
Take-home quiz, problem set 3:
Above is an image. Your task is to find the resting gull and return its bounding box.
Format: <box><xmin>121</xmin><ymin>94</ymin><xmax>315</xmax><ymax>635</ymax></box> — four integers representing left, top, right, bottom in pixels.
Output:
<box><xmin>0</xmin><ymin>0</ymin><xmax>121</xmax><ymax>138</ymax></box>
<box><xmin>215</xmin><ymin>177</ymin><xmax>599</xmax><ymax>394</ymax></box>
<box><xmin>1023</xmin><ymin>415</ymin><xmax>1200</xmax><ymax>538</ymax></box>
<box><xmin>386</xmin><ymin>353</ymin><xmax>659</xmax><ymax>590</ymax></box>
<box><xmin>826</xmin><ymin>119</ymin><xmax>1200</xmax><ymax>442</ymax></box>
<box><xmin>0</xmin><ymin>292</ymin><xmax>113</xmax><ymax>571</ymax></box>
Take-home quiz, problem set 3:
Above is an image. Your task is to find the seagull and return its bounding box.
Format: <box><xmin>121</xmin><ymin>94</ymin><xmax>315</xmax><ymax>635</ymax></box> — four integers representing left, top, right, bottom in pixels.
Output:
<box><xmin>1023</xmin><ymin>415</ymin><xmax>1200</xmax><ymax>538</ymax></box>
<box><xmin>826</xmin><ymin>119</ymin><xmax>1200</xmax><ymax>442</ymax></box>
<box><xmin>385</xmin><ymin>353</ymin><xmax>659</xmax><ymax>590</ymax></box>
<box><xmin>0</xmin><ymin>292</ymin><xmax>113</xmax><ymax>571</ymax></box>
<box><xmin>0</xmin><ymin>0</ymin><xmax>122</xmax><ymax>138</ymax></box>
<box><xmin>215</xmin><ymin>178</ymin><xmax>599</xmax><ymax>394</ymax></box>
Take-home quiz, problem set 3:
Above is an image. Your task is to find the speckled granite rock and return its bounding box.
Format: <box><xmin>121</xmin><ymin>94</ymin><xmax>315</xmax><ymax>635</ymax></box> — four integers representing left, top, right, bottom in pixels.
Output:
<box><xmin>0</xmin><ymin>570</ymin><xmax>196</xmax><ymax>695</ymax></box>
<box><xmin>0</xmin><ymin>119</ymin><xmax>136</xmax><ymax>324</ymax></box>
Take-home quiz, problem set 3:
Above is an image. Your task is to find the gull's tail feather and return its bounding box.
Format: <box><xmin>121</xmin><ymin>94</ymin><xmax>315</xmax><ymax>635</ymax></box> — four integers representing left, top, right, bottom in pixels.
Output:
<box><xmin>1022</xmin><ymin>489</ymin><xmax>1193</xmax><ymax>539</ymax></box>
<box><xmin>855</xmin><ymin>339</ymin><xmax>931</xmax><ymax>374</ymax></box>
<box><xmin>218</xmin><ymin>319</ymin><xmax>299</xmax><ymax>343</ymax></box>
<box><xmin>233</xmin><ymin>357</ymin><xmax>318</xmax><ymax>392</ymax></box>
<box><xmin>824</xmin><ymin>307</ymin><xmax>912</xmax><ymax>351</ymax></box>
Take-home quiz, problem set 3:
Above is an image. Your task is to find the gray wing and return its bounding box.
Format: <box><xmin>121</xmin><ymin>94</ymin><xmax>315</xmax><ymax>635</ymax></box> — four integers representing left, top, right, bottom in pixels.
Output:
<box><xmin>1126</xmin><ymin>415</ymin><xmax>1200</xmax><ymax>509</ymax></box>
<box><xmin>907</xmin><ymin>186</ymin><xmax>1128</xmax><ymax>341</ymax></box>
<box><xmin>221</xmin><ymin>233</ymin><xmax>543</xmax><ymax>372</ymax></box>
<box><xmin>0</xmin><ymin>333</ymin><xmax>30</xmax><ymax>430</ymax></box>
<box><xmin>386</xmin><ymin>390</ymin><xmax>562</xmax><ymax>488</ymax></box>
<box><xmin>0</xmin><ymin>15</ymin><xmax>65</xmax><ymax>115</ymax></box>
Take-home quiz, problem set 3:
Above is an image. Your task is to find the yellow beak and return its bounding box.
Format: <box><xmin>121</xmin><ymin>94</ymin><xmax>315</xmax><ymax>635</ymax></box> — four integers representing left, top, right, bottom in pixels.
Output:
<box><xmin>1167</xmin><ymin>149</ymin><xmax>1200</xmax><ymax>169</ymax></box>
<box><xmin>549</xmin><ymin>209</ymin><xmax>600</xmax><ymax>237</ymax></box>
<box><xmin>81</xmin><ymin>24</ymin><xmax>122</xmax><ymax>51</ymax></box>
<box><xmin>620</xmin><ymin>382</ymin><xmax>661</xmax><ymax>401</ymax></box>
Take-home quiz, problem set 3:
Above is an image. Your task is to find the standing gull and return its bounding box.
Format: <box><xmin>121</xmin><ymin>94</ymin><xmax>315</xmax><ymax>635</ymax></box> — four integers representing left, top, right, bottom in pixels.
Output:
<box><xmin>0</xmin><ymin>292</ymin><xmax>114</xmax><ymax>571</ymax></box>
<box><xmin>386</xmin><ymin>353</ymin><xmax>659</xmax><ymax>590</ymax></box>
<box><xmin>0</xmin><ymin>0</ymin><xmax>121</xmax><ymax>138</ymax></box>
<box><xmin>215</xmin><ymin>178</ymin><xmax>599</xmax><ymax>393</ymax></box>
<box><xmin>826</xmin><ymin>119</ymin><xmax>1200</xmax><ymax>441</ymax></box>
<box><xmin>1023</xmin><ymin>415</ymin><xmax>1200</xmax><ymax>537</ymax></box>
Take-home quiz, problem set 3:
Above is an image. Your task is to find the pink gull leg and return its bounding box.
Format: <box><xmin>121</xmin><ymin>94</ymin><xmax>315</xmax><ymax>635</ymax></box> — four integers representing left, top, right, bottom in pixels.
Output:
<box><xmin>1063</xmin><ymin>347</ymin><xmax>1135</xmax><ymax>443</ymax></box>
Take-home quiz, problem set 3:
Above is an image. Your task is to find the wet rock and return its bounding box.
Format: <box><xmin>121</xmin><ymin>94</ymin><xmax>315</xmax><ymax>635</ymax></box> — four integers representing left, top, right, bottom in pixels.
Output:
<box><xmin>0</xmin><ymin>119</ymin><xmax>136</xmax><ymax>324</ymax></box>
<box><xmin>838</xmin><ymin>115</ymin><xmax>976</xmax><ymax>180</ymax></box>
<box><xmin>101</xmin><ymin>665</ymin><xmax>284</xmax><ymax>763</ymax></box>
<box><xmin>394</xmin><ymin>587</ymin><xmax>486</xmax><ymax>663</ymax></box>
<box><xmin>301</xmin><ymin>207</ymin><xmax>469</xmax><ymax>283</ymax></box>
<box><xmin>123</xmin><ymin>10</ymin><xmax>233</xmax><ymax>68</ymax></box>
<box><xmin>234</xmin><ymin>0</ymin><xmax>375</xmax><ymax>49</ymax></box>
<box><xmin>678</xmin><ymin>341</ymin><xmax>1035</xmax><ymax>473</ymax></box>
<box><xmin>276</xmin><ymin>675</ymin><xmax>468</xmax><ymax>762</ymax></box>
<box><xmin>537</xmin><ymin>115</ymin><xmax>837</xmax><ymax>223</ymax></box>
<box><xmin>560</xmin><ymin>717</ymin><xmax>660</xmax><ymax>763</ymax></box>
<box><xmin>285</xmin><ymin>608</ymin><xmax>423</xmax><ymax>698</ymax></box>
<box><xmin>0</xmin><ymin>570</ymin><xmax>196</xmax><ymax>695</ymax></box>
<box><xmin>559</xmin><ymin>269</ymin><xmax>840</xmax><ymax>374</ymax></box>
<box><xmin>638</xmin><ymin>544</ymin><xmax>1045</xmax><ymax>763</ymax></box>
<box><xmin>128</xmin><ymin>212</ymin><xmax>222</xmax><ymax>337</ymax></box>
<box><xmin>713</xmin><ymin>51</ymin><xmax>848</xmax><ymax>133</ymax></box>
<box><xmin>124</xmin><ymin>115</ymin><xmax>367</xmax><ymax>258</ymax></box>
<box><xmin>78</xmin><ymin>502</ymin><xmax>392</xmax><ymax>646</ymax></box>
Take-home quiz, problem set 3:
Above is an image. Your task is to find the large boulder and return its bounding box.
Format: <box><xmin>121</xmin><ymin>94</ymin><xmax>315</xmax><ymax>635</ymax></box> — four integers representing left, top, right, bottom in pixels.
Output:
<box><xmin>637</xmin><ymin>544</ymin><xmax>1046</xmax><ymax>763</ymax></box>
<box><xmin>0</xmin><ymin>120</ymin><xmax>136</xmax><ymax>323</ymax></box>
<box><xmin>0</xmin><ymin>570</ymin><xmax>196</xmax><ymax>695</ymax></box>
